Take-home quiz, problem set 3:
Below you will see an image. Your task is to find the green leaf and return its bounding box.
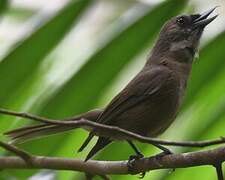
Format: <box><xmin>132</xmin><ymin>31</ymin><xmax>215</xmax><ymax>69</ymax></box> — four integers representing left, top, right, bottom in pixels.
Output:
<box><xmin>183</xmin><ymin>31</ymin><xmax>225</xmax><ymax>108</ymax></box>
<box><xmin>169</xmin><ymin>61</ymin><xmax>225</xmax><ymax>180</ymax></box>
<box><xmin>164</xmin><ymin>166</ymin><xmax>215</xmax><ymax>180</ymax></box>
<box><xmin>161</xmin><ymin>70</ymin><xmax>225</xmax><ymax>179</ymax></box>
<box><xmin>0</xmin><ymin>0</ymin><xmax>91</xmax><ymax>178</ymax></box>
<box><xmin>5</xmin><ymin>7</ymin><xmax>37</xmax><ymax>21</ymax></box>
<box><xmin>0</xmin><ymin>0</ymin><xmax>91</xmax><ymax>104</ymax></box>
<box><xmin>0</xmin><ymin>0</ymin><xmax>8</xmax><ymax>15</ymax></box>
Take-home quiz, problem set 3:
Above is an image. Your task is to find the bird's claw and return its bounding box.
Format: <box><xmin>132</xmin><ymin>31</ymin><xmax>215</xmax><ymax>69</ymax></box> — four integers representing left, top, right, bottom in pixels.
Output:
<box><xmin>138</xmin><ymin>172</ymin><xmax>146</xmax><ymax>179</ymax></box>
<box><xmin>129</xmin><ymin>153</ymin><xmax>144</xmax><ymax>161</ymax></box>
<box><xmin>127</xmin><ymin>153</ymin><xmax>146</xmax><ymax>178</ymax></box>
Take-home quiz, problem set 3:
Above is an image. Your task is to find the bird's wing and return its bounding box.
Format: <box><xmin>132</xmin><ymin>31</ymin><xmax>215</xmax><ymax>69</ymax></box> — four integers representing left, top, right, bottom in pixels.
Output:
<box><xmin>97</xmin><ymin>66</ymin><xmax>172</xmax><ymax>124</ymax></box>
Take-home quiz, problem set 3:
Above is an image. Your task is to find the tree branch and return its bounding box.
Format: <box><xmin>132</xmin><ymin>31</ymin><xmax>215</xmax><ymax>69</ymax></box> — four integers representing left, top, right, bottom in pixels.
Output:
<box><xmin>0</xmin><ymin>108</ymin><xmax>225</xmax><ymax>179</ymax></box>
<box><xmin>0</xmin><ymin>141</ymin><xmax>224</xmax><ymax>175</ymax></box>
<box><xmin>1</xmin><ymin>108</ymin><xmax>225</xmax><ymax>148</ymax></box>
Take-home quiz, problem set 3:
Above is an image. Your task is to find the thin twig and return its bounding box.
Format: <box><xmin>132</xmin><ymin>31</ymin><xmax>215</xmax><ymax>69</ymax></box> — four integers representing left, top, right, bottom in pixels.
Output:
<box><xmin>0</xmin><ymin>108</ymin><xmax>58</xmax><ymax>124</ymax></box>
<box><xmin>1</xmin><ymin>108</ymin><xmax>225</xmax><ymax>148</ymax></box>
<box><xmin>0</xmin><ymin>141</ymin><xmax>33</xmax><ymax>164</ymax></box>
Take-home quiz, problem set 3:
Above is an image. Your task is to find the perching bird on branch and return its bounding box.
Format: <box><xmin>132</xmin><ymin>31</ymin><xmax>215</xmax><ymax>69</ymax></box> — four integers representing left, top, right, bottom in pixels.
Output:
<box><xmin>5</xmin><ymin>8</ymin><xmax>217</xmax><ymax>161</ymax></box>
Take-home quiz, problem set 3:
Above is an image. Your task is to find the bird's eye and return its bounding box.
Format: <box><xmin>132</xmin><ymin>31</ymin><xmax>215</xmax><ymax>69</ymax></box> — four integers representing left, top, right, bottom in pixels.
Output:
<box><xmin>176</xmin><ymin>17</ymin><xmax>185</xmax><ymax>25</ymax></box>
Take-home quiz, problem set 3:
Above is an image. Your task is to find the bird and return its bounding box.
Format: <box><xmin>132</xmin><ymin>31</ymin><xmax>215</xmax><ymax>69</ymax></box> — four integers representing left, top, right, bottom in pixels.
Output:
<box><xmin>4</xmin><ymin>8</ymin><xmax>217</xmax><ymax>161</ymax></box>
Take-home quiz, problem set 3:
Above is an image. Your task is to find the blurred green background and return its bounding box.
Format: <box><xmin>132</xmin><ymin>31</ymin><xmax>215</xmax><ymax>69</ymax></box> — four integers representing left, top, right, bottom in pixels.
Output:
<box><xmin>0</xmin><ymin>0</ymin><xmax>224</xmax><ymax>179</ymax></box>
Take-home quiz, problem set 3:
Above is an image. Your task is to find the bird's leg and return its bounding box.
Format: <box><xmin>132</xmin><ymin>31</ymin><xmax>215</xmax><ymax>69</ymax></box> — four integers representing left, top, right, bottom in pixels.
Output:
<box><xmin>151</xmin><ymin>143</ymin><xmax>175</xmax><ymax>172</ymax></box>
<box><xmin>152</xmin><ymin>143</ymin><xmax>173</xmax><ymax>156</ymax></box>
<box><xmin>128</xmin><ymin>140</ymin><xmax>144</xmax><ymax>158</ymax></box>
<box><xmin>127</xmin><ymin>140</ymin><xmax>145</xmax><ymax>178</ymax></box>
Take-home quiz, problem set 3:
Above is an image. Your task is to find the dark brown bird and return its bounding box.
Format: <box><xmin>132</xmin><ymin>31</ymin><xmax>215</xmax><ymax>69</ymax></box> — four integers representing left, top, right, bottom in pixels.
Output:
<box><xmin>4</xmin><ymin>8</ymin><xmax>217</xmax><ymax>161</ymax></box>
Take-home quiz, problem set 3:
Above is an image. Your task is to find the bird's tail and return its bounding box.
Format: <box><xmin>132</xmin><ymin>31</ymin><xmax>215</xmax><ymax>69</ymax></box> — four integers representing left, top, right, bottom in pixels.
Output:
<box><xmin>78</xmin><ymin>133</ymin><xmax>94</xmax><ymax>152</ymax></box>
<box><xmin>4</xmin><ymin>123</ymin><xmax>75</xmax><ymax>144</ymax></box>
<box><xmin>84</xmin><ymin>137</ymin><xmax>111</xmax><ymax>161</ymax></box>
<box><xmin>4</xmin><ymin>109</ymin><xmax>103</xmax><ymax>144</ymax></box>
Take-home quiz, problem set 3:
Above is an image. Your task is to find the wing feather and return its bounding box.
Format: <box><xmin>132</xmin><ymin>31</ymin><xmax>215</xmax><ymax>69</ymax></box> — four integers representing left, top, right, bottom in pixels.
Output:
<box><xmin>97</xmin><ymin>66</ymin><xmax>171</xmax><ymax>124</ymax></box>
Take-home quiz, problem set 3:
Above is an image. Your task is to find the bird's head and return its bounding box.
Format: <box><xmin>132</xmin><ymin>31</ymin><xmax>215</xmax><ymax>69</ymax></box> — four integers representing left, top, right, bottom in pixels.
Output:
<box><xmin>150</xmin><ymin>7</ymin><xmax>218</xmax><ymax>64</ymax></box>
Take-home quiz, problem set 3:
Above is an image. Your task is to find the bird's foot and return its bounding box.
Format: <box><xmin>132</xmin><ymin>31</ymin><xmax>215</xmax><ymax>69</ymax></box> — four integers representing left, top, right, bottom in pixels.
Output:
<box><xmin>127</xmin><ymin>153</ymin><xmax>146</xmax><ymax>178</ymax></box>
<box><xmin>153</xmin><ymin>149</ymin><xmax>175</xmax><ymax>172</ymax></box>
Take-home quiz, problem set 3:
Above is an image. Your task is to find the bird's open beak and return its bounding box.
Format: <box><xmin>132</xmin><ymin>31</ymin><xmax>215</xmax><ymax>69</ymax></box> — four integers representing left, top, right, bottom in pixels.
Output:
<box><xmin>192</xmin><ymin>7</ymin><xmax>218</xmax><ymax>29</ymax></box>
